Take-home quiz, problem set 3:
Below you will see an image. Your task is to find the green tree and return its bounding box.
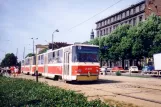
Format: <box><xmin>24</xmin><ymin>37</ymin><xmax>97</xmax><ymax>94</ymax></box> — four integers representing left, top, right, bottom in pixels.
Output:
<box><xmin>138</xmin><ymin>14</ymin><xmax>161</xmax><ymax>58</ymax></box>
<box><xmin>0</xmin><ymin>53</ymin><xmax>18</xmax><ymax>67</ymax></box>
<box><xmin>89</xmin><ymin>37</ymin><xmax>99</xmax><ymax>45</ymax></box>
<box><xmin>82</xmin><ymin>41</ymin><xmax>90</xmax><ymax>44</ymax></box>
<box><xmin>25</xmin><ymin>53</ymin><xmax>35</xmax><ymax>58</ymax></box>
<box><xmin>149</xmin><ymin>22</ymin><xmax>161</xmax><ymax>56</ymax></box>
<box><xmin>106</xmin><ymin>24</ymin><xmax>131</xmax><ymax>66</ymax></box>
<box><xmin>39</xmin><ymin>48</ymin><xmax>48</xmax><ymax>54</ymax></box>
<box><xmin>88</xmin><ymin>14</ymin><xmax>161</xmax><ymax>67</ymax></box>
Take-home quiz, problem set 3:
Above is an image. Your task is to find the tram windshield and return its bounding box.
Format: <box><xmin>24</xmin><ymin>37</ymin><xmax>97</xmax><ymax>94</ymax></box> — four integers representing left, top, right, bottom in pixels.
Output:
<box><xmin>73</xmin><ymin>46</ymin><xmax>99</xmax><ymax>62</ymax></box>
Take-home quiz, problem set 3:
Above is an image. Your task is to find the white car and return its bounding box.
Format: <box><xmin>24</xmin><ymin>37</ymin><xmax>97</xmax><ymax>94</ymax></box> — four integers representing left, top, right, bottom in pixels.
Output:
<box><xmin>100</xmin><ymin>66</ymin><xmax>111</xmax><ymax>73</ymax></box>
<box><xmin>100</xmin><ymin>66</ymin><xmax>107</xmax><ymax>73</ymax></box>
<box><xmin>129</xmin><ymin>66</ymin><xmax>138</xmax><ymax>73</ymax></box>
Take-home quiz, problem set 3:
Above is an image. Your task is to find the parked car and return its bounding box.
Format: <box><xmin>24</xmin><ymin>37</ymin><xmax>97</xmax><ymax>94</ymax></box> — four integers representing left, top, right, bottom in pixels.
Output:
<box><xmin>129</xmin><ymin>66</ymin><xmax>139</xmax><ymax>73</ymax></box>
<box><xmin>142</xmin><ymin>65</ymin><xmax>154</xmax><ymax>73</ymax></box>
<box><xmin>106</xmin><ymin>67</ymin><xmax>112</xmax><ymax>72</ymax></box>
<box><xmin>100</xmin><ymin>66</ymin><xmax>107</xmax><ymax>73</ymax></box>
<box><xmin>111</xmin><ymin>66</ymin><xmax>124</xmax><ymax>72</ymax></box>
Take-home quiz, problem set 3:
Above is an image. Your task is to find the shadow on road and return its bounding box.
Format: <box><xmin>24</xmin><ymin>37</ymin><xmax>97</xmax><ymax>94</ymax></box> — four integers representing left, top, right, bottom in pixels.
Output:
<box><xmin>69</xmin><ymin>79</ymin><xmax>122</xmax><ymax>85</ymax></box>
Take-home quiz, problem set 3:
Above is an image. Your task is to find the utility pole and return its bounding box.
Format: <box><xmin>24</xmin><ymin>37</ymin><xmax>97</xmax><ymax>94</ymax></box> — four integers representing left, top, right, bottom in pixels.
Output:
<box><xmin>16</xmin><ymin>48</ymin><xmax>18</xmax><ymax>57</ymax></box>
<box><xmin>31</xmin><ymin>38</ymin><xmax>38</xmax><ymax>54</ymax></box>
<box><xmin>33</xmin><ymin>39</ymin><xmax>34</xmax><ymax>54</ymax></box>
<box><xmin>23</xmin><ymin>47</ymin><xmax>25</xmax><ymax>59</ymax></box>
<box><xmin>52</xmin><ymin>29</ymin><xmax>59</xmax><ymax>50</ymax></box>
<box><xmin>31</xmin><ymin>38</ymin><xmax>38</xmax><ymax>82</ymax></box>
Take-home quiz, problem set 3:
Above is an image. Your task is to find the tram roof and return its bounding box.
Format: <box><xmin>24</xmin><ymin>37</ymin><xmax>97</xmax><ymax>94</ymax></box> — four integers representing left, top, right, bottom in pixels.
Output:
<box><xmin>72</xmin><ymin>44</ymin><xmax>99</xmax><ymax>47</ymax></box>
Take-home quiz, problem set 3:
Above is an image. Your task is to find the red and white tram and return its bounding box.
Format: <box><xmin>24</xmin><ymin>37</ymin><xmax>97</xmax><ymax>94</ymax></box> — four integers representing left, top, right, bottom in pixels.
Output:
<box><xmin>22</xmin><ymin>56</ymin><xmax>36</xmax><ymax>75</ymax></box>
<box><xmin>21</xmin><ymin>44</ymin><xmax>100</xmax><ymax>81</ymax></box>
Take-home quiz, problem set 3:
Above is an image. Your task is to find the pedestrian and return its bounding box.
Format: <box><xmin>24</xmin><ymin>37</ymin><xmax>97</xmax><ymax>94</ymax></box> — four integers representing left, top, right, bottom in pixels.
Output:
<box><xmin>15</xmin><ymin>66</ymin><xmax>19</xmax><ymax>76</ymax></box>
<box><xmin>13</xmin><ymin>66</ymin><xmax>18</xmax><ymax>77</ymax></box>
<box><xmin>10</xmin><ymin>66</ymin><xmax>14</xmax><ymax>76</ymax></box>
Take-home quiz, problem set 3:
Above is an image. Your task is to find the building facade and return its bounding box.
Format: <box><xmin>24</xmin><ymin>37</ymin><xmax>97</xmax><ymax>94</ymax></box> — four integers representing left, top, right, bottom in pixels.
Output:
<box><xmin>96</xmin><ymin>1</ymin><xmax>145</xmax><ymax>37</ymax></box>
<box><xmin>95</xmin><ymin>0</ymin><xmax>161</xmax><ymax>68</ymax></box>
<box><xmin>95</xmin><ymin>0</ymin><xmax>161</xmax><ymax>37</ymax></box>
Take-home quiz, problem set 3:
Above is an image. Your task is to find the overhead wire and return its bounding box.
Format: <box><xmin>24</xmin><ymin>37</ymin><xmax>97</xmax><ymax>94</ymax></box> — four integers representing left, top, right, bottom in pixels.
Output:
<box><xmin>64</xmin><ymin>0</ymin><xmax>123</xmax><ymax>32</ymax></box>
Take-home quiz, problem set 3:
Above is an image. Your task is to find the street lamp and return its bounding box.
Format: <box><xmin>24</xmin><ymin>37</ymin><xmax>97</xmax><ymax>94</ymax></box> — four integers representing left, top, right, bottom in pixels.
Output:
<box><xmin>52</xmin><ymin>29</ymin><xmax>59</xmax><ymax>50</ymax></box>
<box><xmin>31</xmin><ymin>38</ymin><xmax>38</xmax><ymax>54</ymax></box>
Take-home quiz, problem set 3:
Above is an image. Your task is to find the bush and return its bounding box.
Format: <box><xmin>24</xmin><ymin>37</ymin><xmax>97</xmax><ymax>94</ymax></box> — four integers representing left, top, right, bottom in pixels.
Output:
<box><xmin>116</xmin><ymin>71</ymin><xmax>121</xmax><ymax>76</ymax></box>
<box><xmin>0</xmin><ymin>77</ymin><xmax>109</xmax><ymax>107</ymax></box>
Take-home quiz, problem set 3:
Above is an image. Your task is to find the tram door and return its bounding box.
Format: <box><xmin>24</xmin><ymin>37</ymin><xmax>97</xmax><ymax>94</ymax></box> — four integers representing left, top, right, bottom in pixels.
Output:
<box><xmin>44</xmin><ymin>54</ymin><xmax>48</xmax><ymax>75</ymax></box>
<box><xmin>63</xmin><ymin>52</ymin><xmax>70</xmax><ymax>80</ymax></box>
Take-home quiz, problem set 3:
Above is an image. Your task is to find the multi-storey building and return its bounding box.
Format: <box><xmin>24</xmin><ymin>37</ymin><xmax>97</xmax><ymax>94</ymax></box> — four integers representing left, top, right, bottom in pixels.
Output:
<box><xmin>94</xmin><ymin>0</ymin><xmax>161</xmax><ymax>68</ymax></box>
<box><xmin>96</xmin><ymin>1</ymin><xmax>145</xmax><ymax>37</ymax></box>
<box><xmin>95</xmin><ymin>0</ymin><xmax>161</xmax><ymax>37</ymax></box>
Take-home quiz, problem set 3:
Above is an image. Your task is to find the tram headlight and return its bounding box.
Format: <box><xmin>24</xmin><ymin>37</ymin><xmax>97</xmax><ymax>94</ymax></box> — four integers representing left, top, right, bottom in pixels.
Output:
<box><xmin>78</xmin><ymin>69</ymin><xmax>81</xmax><ymax>73</ymax></box>
<box><xmin>96</xmin><ymin>69</ymin><xmax>99</xmax><ymax>72</ymax></box>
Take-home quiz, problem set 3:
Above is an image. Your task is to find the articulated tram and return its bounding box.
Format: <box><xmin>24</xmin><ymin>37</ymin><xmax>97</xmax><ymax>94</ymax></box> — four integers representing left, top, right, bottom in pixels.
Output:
<box><xmin>21</xmin><ymin>44</ymin><xmax>100</xmax><ymax>82</ymax></box>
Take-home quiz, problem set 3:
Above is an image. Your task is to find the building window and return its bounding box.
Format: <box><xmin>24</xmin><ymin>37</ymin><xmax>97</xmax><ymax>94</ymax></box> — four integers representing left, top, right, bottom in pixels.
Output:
<box><xmin>126</xmin><ymin>10</ymin><xmax>129</xmax><ymax>16</ymax></box>
<box><xmin>106</xmin><ymin>20</ymin><xmax>108</xmax><ymax>25</ymax></box>
<box><xmin>116</xmin><ymin>24</ymin><xmax>118</xmax><ymax>28</ymax></box>
<box><xmin>129</xmin><ymin>19</ymin><xmax>132</xmax><ymax>24</ymax></box>
<box><xmin>133</xmin><ymin>8</ymin><xmax>136</xmax><ymax>14</ymax></box>
<box><xmin>133</xmin><ymin>18</ymin><xmax>136</xmax><ymax>26</ymax></box>
<box><xmin>111</xmin><ymin>17</ymin><xmax>113</xmax><ymax>22</ymax></box>
<box><xmin>122</xmin><ymin>13</ymin><xmax>124</xmax><ymax>18</ymax></box>
<box><xmin>116</xmin><ymin>15</ymin><xmax>118</xmax><ymax>21</ymax></box>
<box><xmin>125</xmin><ymin>21</ymin><xmax>128</xmax><ymax>24</ymax></box>
<box><xmin>102</xmin><ymin>21</ymin><xmax>104</xmax><ymax>26</ymax></box>
<box><xmin>113</xmin><ymin>17</ymin><xmax>115</xmax><ymax>22</ymax></box>
<box><xmin>99</xmin><ymin>23</ymin><xmax>102</xmax><ymax>27</ymax></box>
<box><xmin>104</xmin><ymin>29</ymin><xmax>106</xmax><ymax>35</ymax></box>
<box><xmin>97</xmin><ymin>31</ymin><xmax>99</xmax><ymax>37</ymax></box>
<box><xmin>106</xmin><ymin>28</ymin><xmax>108</xmax><ymax>34</ymax></box>
<box><xmin>120</xmin><ymin>14</ymin><xmax>122</xmax><ymax>19</ymax></box>
<box><xmin>100</xmin><ymin>30</ymin><xmax>102</xmax><ymax>36</ymax></box>
<box><xmin>110</xmin><ymin>27</ymin><xmax>112</xmax><ymax>33</ymax></box>
<box><xmin>139</xmin><ymin>4</ymin><xmax>142</xmax><ymax>11</ymax></box>
<box><xmin>139</xmin><ymin>15</ymin><xmax>143</xmax><ymax>21</ymax></box>
<box><xmin>97</xmin><ymin>24</ymin><xmax>99</xmax><ymax>28</ymax></box>
<box><xmin>109</xmin><ymin>19</ymin><xmax>111</xmax><ymax>23</ymax></box>
<box><xmin>130</xmin><ymin>9</ymin><xmax>132</xmax><ymax>15</ymax></box>
<box><xmin>125</xmin><ymin>12</ymin><xmax>127</xmax><ymax>17</ymax></box>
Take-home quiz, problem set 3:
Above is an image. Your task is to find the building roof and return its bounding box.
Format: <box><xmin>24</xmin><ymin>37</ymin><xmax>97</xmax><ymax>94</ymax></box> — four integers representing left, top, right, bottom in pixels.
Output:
<box><xmin>48</xmin><ymin>42</ymin><xmax>73</xmax><ymax>49</ymax></box>
<box><xmin>96</xmin><ymin>0</ymin><xmax>145</xmax><ymax>24</ymax></box>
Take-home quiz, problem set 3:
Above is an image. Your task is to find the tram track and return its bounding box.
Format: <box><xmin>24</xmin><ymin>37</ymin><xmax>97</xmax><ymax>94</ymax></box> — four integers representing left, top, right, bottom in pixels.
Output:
<box><xmin>82</xmin><ymin>85</ymin><xmax>161</xmax><ymax>105</ymax></box>
<box><xmin>67</xmin><ymin>79</ymin><xmax>161</xmax><ymax>106</ymax></box>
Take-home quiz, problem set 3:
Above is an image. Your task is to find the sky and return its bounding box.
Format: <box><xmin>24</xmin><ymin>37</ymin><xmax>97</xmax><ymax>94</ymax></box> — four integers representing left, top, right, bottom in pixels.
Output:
<box><xmin>0</xmin><ymin>0</ymin><xmax>142</xmax><ymax>61</ymax></box>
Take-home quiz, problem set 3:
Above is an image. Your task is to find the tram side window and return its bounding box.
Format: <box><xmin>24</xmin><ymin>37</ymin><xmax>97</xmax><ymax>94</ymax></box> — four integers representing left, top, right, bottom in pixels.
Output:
<box><xmin>38</xmin><ymin>56</ymin><xmax>41</xmax><ymax>64</ymax></box>
<box><xmin>48</xmin><ymin>52</ymin><xmax>53</xmax><ymax>64</ymax></box>
<box><xmin>25</xmin><ymin>59</ymin><xmax>30</xmax><ymax>65</ymax></box>
<box><xmin>22</xmin><ymin>60</ymin><xmax>24</xmax><ymax>66</ymax></box>
<box><xmin>48</xmin><ymin>51</ymin><xmax>59</xmax><ymax>64</ymax></box>
<box><xmin>72</xmin><ymin>46</ymin><xmax>78</xmax><ymax>62</ymax></box>
<box><xmin>57</xmin><ymin>50</ymin><xmax>63</xmax><ymax>63</ymax></box>
<box><xmin>53</xmin><ymin>51</ymin><xmax>57</xmax><ymax>63</ymax></box>
<box><xmin>25</xmin><ymin>60</ymin><xmax>27</xmax><ymax>65</ymax></box>
<box><xmin>41</xmin><ymin>55</ymin><xmax>44</xmax><ymax>64</ymax></box>
<box><xmin>27</xmin><ymin>59</ymin><xmax>30</xmax><ymax>65</ymax></box>
<box><xmin>26</xmin><ymin>59</ymin><xmax>28</xmax><ymax>65</ymax></box>
<box><xmin>33</xmin><ymin>56</ymin><xmax>36</xmax><ymax>65</ymax></box>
